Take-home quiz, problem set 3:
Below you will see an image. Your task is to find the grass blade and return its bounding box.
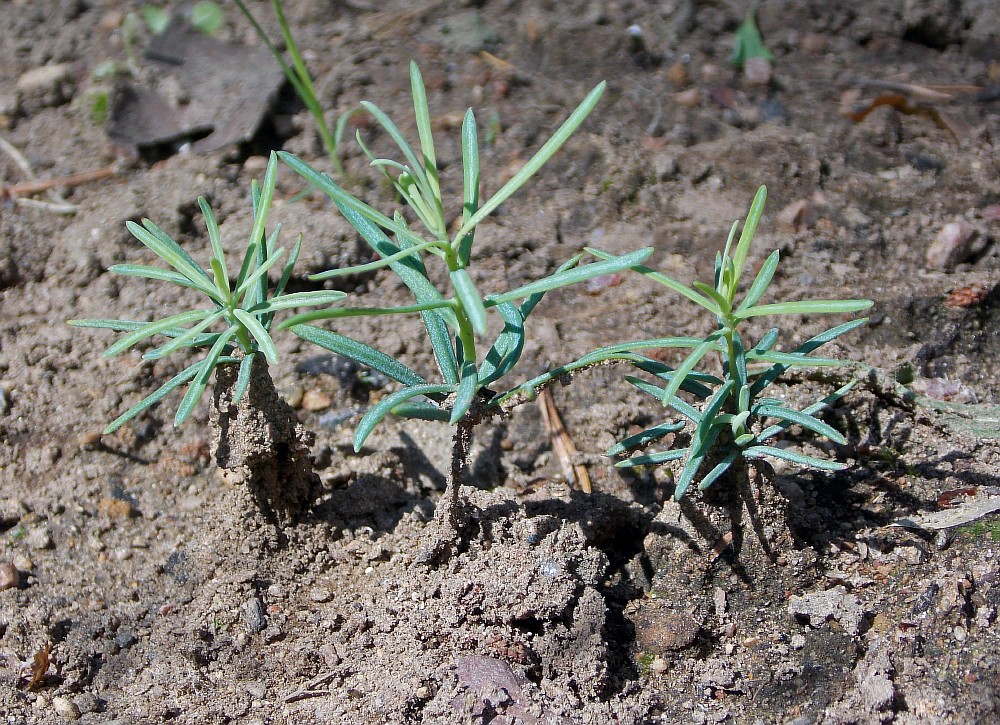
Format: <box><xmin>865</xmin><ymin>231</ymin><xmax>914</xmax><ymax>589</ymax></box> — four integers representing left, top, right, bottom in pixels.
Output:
<box><xmin>737</xmin><ymin>249</ymin><xmax>779</xmax><ymax>312</ymax></box>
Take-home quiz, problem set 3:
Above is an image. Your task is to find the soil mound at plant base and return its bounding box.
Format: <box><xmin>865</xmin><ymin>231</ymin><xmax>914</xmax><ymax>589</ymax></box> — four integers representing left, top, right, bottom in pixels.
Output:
<box><xmin>302</xmin><ymin>487</ymin><xmax>657</xmax><ymax>723</ymax></box>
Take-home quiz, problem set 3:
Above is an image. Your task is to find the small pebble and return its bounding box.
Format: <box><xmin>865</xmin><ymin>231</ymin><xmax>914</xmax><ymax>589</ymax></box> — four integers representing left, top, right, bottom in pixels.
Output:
<box><xmin>743</xmin><ymin>56</ymin><xmax>772</xmax><ymax>85</ymax></box>
<box><xmin>302</xmin><ymin>389</ymin><xmax>332</xmax><ymax>412</ymax></box>
<box><xmin>650</xmin><ymin>656</ymin><xmax>668</xmax><ymax>674</ymax></box>
<box><xmin>309</xmin><ymin>586</ymin><xmax>332</xmax><ymax>603</ymax></box>
<box><xmin>926</xmin><ymin>220</ymin><xmax>984</xmax><ymax>271</ymax></box>
<box><xmin>0</xmin><ymin>562</ymin><xmax>20</xmax><ymax>590</ymax></box>
<box><xmin>954</xmin><ymin>626</ymin><xmax>967</xmax><ymax>642</ymax></box>
<box><xmin>12</xmin><ymin>553</ymin><xmax>33</xmax><ymax>572</ymax></box>
<box><xmin>51</xmin><ymin>696</ymin><xmax>81</xmax><ymax>720</ymax></box>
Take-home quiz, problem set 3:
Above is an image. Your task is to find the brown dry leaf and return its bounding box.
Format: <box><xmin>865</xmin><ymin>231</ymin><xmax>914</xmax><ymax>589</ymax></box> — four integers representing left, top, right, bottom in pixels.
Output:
<box><xmin>26</xmin><ymin>642</ymin><xmax>51</xmax><ymax>691</ymax></box>
<box><xmin>843</xmin><ymin>91</ymin><xmax>963</xmax><ymax>141</ymax></box>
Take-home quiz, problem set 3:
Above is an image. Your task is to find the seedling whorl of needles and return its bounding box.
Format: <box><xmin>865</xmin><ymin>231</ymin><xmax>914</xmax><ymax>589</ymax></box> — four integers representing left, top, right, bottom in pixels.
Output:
<box><xmin>69</xmin><ymin>152</ymin><xmax>346</xmax><ymax>433</ymax></box>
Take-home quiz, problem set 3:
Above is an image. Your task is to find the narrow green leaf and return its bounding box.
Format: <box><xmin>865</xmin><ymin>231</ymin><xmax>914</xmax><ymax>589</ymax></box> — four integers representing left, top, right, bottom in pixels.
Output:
<box><xmin>674</xmin><ymin>424</ymin><xmax>722</xmax><ymax>499</ymax></box>
<box><xmin>697</xmin><ymin>450</ymin><xmax>739</xmax><ymax>491</ymax></box>
<box><xmin>737</xmin><ymin>299</ymin><xmax>873</xmax><ymax>319</ymax></box>
<box><xmin>625</xmin><ymin>376</ymin><xmax>703</xmax><ymax>423</ymax></box>
<box><xmin>354</xmin><ymin>383</ymin><xmax>455</xmax><ymax>451</ymax></box>
<box><xmin>754</xmin><ymin>404</ymin><xmax>846</xmax><ymax>444</ymax></box>
<box><xmin>458</xmin><ymin>108</ymin><xmax>479</xmax><ymax>265</ymax></box>
<box><xmin>290</xmin><ymin>325</ymin><xmax>428</xmax><ymax>388</ymax></box>
<box><xmin>104</xmin><ymin>309</ymin><xmax>215</xmax><ymax>357</ymax></box>
<box><xmin>102</xmin><ymin>361</ymin><xmax>203</xmax><ymax>434</ymax></box>
<box><xmin>233</xmin><ymin>352</ymin><xmax>255</xmax><ymax>404</ymax></box>
<box><xmin>742</xmin><ymin>445</ymin><xmax>847</xmax><ymax>471</ymax></box>
<box><xmin>233</xmin><ymin>309</ymin><xmax>278</xmax><ymax>363</ymax></box>
<box><xmin>451</xmin><ymin>268</ymin><xmax>488</xmax><ymax>336</ymax></box>
<box><xmin>731</xmin><ymin>185</ymin><xmax>767</xmax><ymax>284</ymax></box>
<box><xmin>615</xmin><ymin>448</ymin><xmax>688</xmax><ymax>468</ymax></box>
<box><xmin>108</xmin><ymin>264</ymin><xmax>201</xmax><ymax>290</ymax></box>
<box><xmin>487</xmin><ymin>247</ymin><xmax>653</xmax><ymax>305</ymax></box>
<box><xmin>424</xmin><ymin>310</ymin><xmax>460</xmax><ymax>385</ymax></box>
<box><xmin>692</xmin><ymin>281</ymin><xmax>729</xmax><ymax>315</ymax></box>
<box><xmin>455</xmin><ymin>81</ymin><xmax>606</xmax><ymax>240</ymax></box>
<box><xmin>410</xmin><ymin>62</ymin><xmax>444</xmax><ymax>216</ymax></box>
<box><xmin>175</xmin><ymin>328</ymin><xmax>237</xmax><ymax>426</ymax></box>
<box><xmin>747</xmin><ymin>350</ymin><xmax>847</xmax><ymax>367</ymax></box>
<box><xmin>606</xmin><ymin>420</ymin><xmax>685</xmax><ymax>456</ymax></box>
<box><xmin>198</xmin><ymin>196</ymin><xmax>229</xmax><ymax>294</ymax></box>
<box><xmin>126</xmin><ymin>220</ymin><xmax>218</xmax><ymax>299</ymax></box>
<box><xmin>750</xmin><ymin>319</ymin><xmax>869</xmax><ymax>395</ymax></box>
<box><xmin>585</xmin><ymin>246</ymin><xmax>717</xmax><ymax>312</ymax></box>
<box><xmin>360</xmin><ymin>100</ymin><xmax>433</xmax><ymax>209</ymax></box>
<box><xmin>392</xmin><ymin>400</ymin><xmax>451</xmax><ymax>422</ymax></box>
<box><xmin>310</xmin><ymin>239</ymin><xmax>445</xmax><ymax>280</ymax></box>
<box><xmin>756</xmin><ymin>381</ymin><xmax>855</xmax><ymax>443</ymax></box>
<box><xmin>143</xmin><ymin>310</ymin><xmax>227</xmax><ymax>360</ymax></box>
<box><xmin>479</xmin><ymin>302</ymin><xmax>524</xmax><ymax>386</ymax></box>
<box><xmin>247</xmin><ymin>152</ymin><xmax>278</xmax><ymax>251</ymax></box>
<box><xmin>691</xmin><ymin>380</ymin><xmax>736</xmax><ymax>452</ymax></box>
<box><xmin>450</xmin><ymin>361</ymin><xmax>479</xmax><ymax>424</ymax></box>
<box><xmin>273</xmin><ymin>234</ymin><xmax>302</xmax><ymax>303</ymax></box>
<box><xmin>249</xmin><ymin>290</ymin><xmax>347</xmax><ymax>315</ymax></box>
<box><xmin>278</xmin><ymin>299</ymin><xmax>453</xmax><ymax>329</ymax></box>
<box><xmin>737</xmin><ymin>249</ymin><xmax>779</xmax><ymax>312</ymax></box>
<box><xmin>661</xmin><ymin>335</ymin><xmax>722</xmax><ymax>406</ymax></box>
<box><xmin>753</xmin><ymin>327</ymin><xmax>780</xmax><ymax>353</ymax></box>
<box><xmin>234</xmin><ymin>244</ymin><xmax>285</xmax><ymax>301</ymax></box>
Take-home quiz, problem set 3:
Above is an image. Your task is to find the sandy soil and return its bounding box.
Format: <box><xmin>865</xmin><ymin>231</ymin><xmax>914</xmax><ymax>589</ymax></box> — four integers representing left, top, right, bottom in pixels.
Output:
<box><xmin>1</xmin><ymin>1</ymin><xmax>999</xmax><ymax>723</ymax></box>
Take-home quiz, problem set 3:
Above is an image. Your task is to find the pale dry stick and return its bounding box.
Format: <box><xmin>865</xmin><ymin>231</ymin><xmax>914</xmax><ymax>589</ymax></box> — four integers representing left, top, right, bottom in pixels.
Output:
<box><xmin>0</xmin><ymin>133</ymin><xmax>117</xmax><ymax>213</ymax></box>
<box><xmin>538</xmin><ymin>387</ymin><xmax>592</xmax><ymax>493</ymax></box>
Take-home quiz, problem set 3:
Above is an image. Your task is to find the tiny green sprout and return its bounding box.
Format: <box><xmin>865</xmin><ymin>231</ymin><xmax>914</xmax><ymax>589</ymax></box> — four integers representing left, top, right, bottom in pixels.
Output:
<box><xmin>190</xmin><ymin>1</ymin><xmax>223</xmax><ymax>35</ymax></box>
<box><xmin>276</xmin><ymin>62</ymin><xmax>651</xmax><ymax>457</ymax></box>
<box><xmin>730</xmin><ymin>8</ymin><xmax>773</xmax><ymax>69</ymax></box>
<box><xmin>69</xmin><ymin>152</ymin><xmax>346</xmax><ymax>434</ymax></box>
<box><xmin>596</xmin><ymin>186</ymin><xmax>872</xmax><ymax>499</ymax></box>
<box><xmin>232</xmin><ymin>0</ymin><xmax>347</xmax><ymax>178</ymax></box>
<box><xmin>138</xmin><ymin>6</ymin><xmax>170</xmax><ymax>35</ymax></box>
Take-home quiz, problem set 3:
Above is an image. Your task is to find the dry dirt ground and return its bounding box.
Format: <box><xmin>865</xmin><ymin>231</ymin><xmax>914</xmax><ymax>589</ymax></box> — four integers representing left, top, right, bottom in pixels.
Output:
<box><xmin>1</xmin><ymin>1</ymin><xmax>1000</xmax><ymax>723</ymax></box>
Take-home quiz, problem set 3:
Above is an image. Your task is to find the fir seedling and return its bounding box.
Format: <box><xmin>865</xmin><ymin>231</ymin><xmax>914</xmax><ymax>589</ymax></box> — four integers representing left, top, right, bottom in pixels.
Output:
<box><xmin>593</xmin><ymin>186</ymin><xmax>872</xmax><ymax>499</ymax></box>
<box><xmin>69</xmin><ymin>152</ymin><xmax>346</xmax><ymax>434</ymax></box>
<box><xmin>277</xmin><ymin>62</ymin><xmax>650</xmax><ymax>549</ymax></box>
